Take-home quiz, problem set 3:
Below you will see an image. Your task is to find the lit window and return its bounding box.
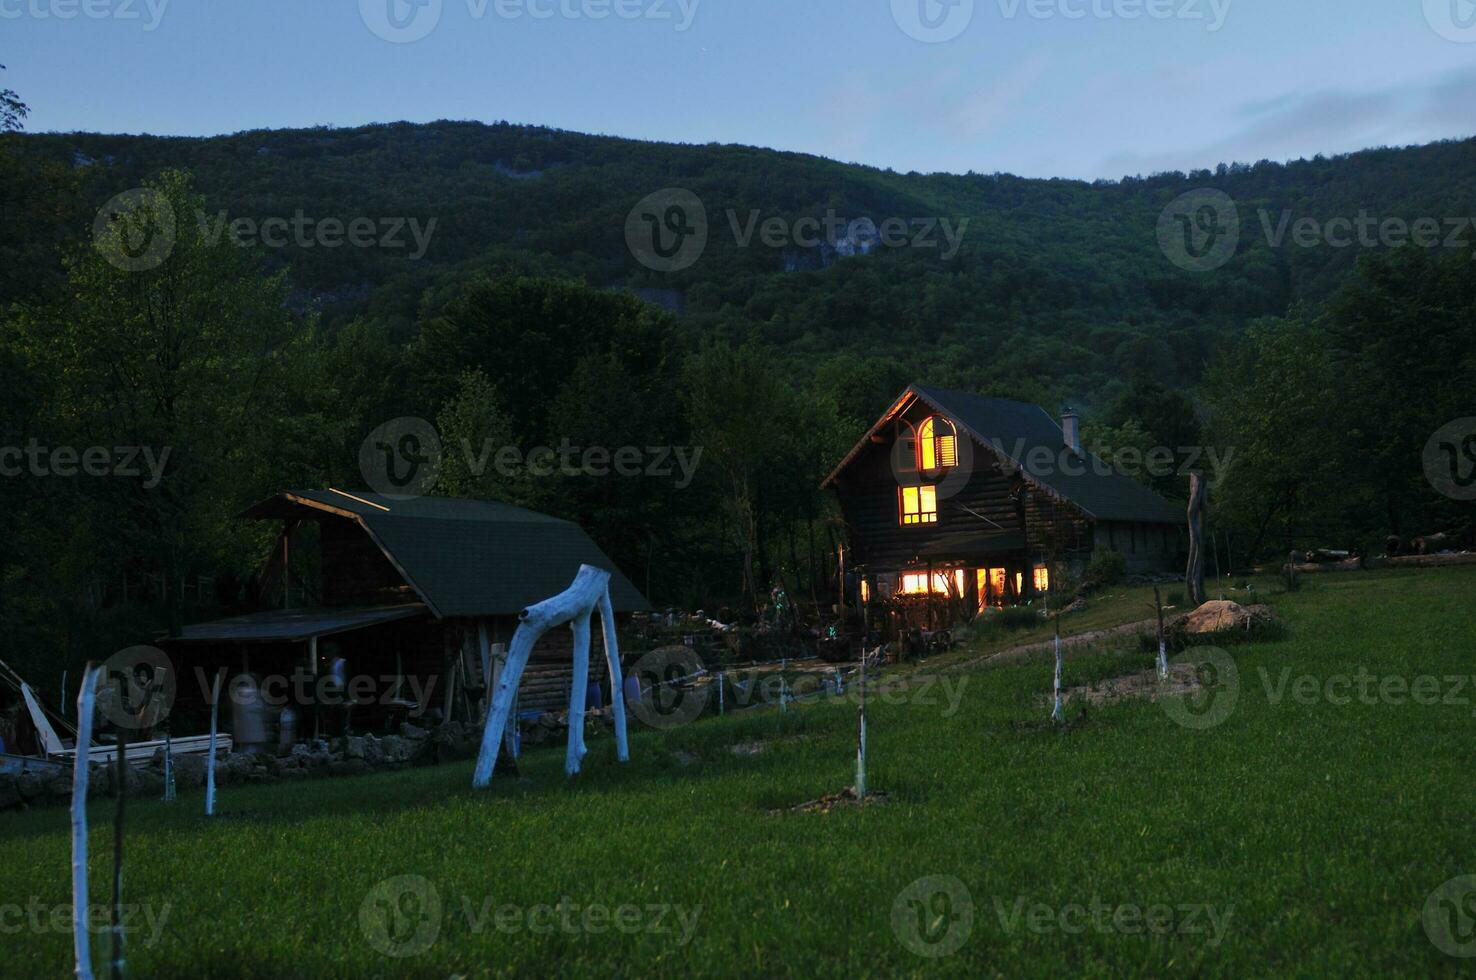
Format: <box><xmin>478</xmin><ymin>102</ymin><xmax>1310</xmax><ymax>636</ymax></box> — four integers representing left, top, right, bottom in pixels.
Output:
<box><xmin>899</xmin><ymin>485</ymin><xmax>938</xmax><ymax>525</ymax></box>
<box><xmin>898</xmin><ymin>570</ymin><xmax>963</xmax><ymax>595</ymax></box>
<box><xmin>1033</xmin><ymin>566</ymin><xmax>1051</xmax><ymax>592</ymax></box>
<box><xmin>918</xmin><ymin>417</ymin><xmax>958</xmax><ymax>473</ymax></box>
<box><xmin>860</xmin><ymin>579</ymin><xmax>871</xmax><ymax>603</ymax></box>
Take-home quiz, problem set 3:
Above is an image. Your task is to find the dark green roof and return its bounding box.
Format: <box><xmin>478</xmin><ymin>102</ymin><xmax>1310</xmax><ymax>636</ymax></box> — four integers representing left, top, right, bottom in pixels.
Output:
<box><xmin>168</xmin><ymin>604</ymin><xmax>428</xmax><ymax>643</ymax></box>
<box><xmin>243</xmin><ymin>490</ymin><xmax>649</xmax><ymax>618</ymax></box>
<box><xmin>912</xmin><ymin>386</ymin><xmax>1183</xmax><ymax>524</ymax></box>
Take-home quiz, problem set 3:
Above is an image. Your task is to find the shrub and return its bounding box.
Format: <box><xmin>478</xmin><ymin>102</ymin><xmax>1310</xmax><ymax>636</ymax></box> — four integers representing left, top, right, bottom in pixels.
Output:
<box><xmin>1085</xmin><ymin>549</ymin><xmax>1127</xmax><ymax>589</ymax></box>
<box><xmin>995</xmin><ymin>606</ymin><xmax>1042</xmax><ymax>631</ymax></box>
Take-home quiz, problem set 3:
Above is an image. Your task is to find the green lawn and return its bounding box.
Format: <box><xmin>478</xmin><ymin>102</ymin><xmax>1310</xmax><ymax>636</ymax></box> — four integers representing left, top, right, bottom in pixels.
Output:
<box><xmin>4</xmin><ymin>567</ymin><xmax>1474</xmax><ymax>978</ymax></box>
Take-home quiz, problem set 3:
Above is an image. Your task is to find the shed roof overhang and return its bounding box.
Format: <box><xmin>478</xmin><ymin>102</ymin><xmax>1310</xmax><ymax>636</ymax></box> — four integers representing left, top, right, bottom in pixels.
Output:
<box><xmin>162</xmin><ymin>603</ymin><xmax>429</xmax><ymax>644</ymax></box>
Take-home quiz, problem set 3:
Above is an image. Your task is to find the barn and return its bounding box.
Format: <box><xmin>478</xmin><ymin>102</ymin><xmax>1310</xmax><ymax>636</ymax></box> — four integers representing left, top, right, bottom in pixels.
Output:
<box><xmin>823</xmin><ymin>385</ymin><xmax>1183</xmax><ymax>625</ymax></box>
<box><xmin>159</xmin><ymin>489</ymin><xmax>647</xmax><ymax>739</ymax></box>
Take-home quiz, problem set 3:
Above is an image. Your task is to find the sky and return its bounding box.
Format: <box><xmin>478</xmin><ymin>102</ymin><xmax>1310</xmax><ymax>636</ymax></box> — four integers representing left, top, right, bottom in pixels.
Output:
<box><xmin>6</xmin><ymin>0</ymin><xmax>1476</xmax><ymax>180</ymax></box>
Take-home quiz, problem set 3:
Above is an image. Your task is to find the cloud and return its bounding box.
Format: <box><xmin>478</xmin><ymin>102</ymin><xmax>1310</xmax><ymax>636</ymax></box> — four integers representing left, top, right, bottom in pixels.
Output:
<box><xmin>1098</xmin><ymin>65</ymin><xmax>1476</xmax><ymax>177</ymax></box>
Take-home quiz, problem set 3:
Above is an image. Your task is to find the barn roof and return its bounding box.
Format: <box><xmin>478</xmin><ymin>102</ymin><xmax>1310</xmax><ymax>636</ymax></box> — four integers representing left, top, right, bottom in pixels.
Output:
<box><xmin>242</xmin><ymin>489</ymin><xmax>650</xmax><ymax>618</ymax></box>
<box><xmin>822</xmin><ymin>384</ymin><xmax>1183</xmax><ymax>525</ymax></box>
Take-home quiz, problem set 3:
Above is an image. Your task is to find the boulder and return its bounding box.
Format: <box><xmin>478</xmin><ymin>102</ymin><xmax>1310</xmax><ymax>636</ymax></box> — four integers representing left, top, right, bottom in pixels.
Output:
<box><xmin>328</xmin><ymin>758</ymin><xmax>372</xmax><ymax>778</ymax></box>
<box><xmin>173</xmin><ymin>754</ymin><xmax>207</xmax><ymax>789</ymax></box>
<box><xmin>1174</xmin><ymin>600</ymin><xmax>1280</xmax><ymax>638</ymax></box>
<box><xmin>362</xmin><ymin>735</ymin><xmax>385</xmax><ymax>766</ymax></box>
<box><xmin>129</xmin><ymin>768</ymin><xmax>164</xmax><ymax>798</ymax></box>
<box><xmin>401</xmin><ymin>721</ymin><xmax>429</xmax><ymax>740</ymax></box>
<box><xmin>379</xmin><ymin>735</ymin><xmax>409</xmax><ymax>764</ymax></box>
<box><xmin>344</xmin><ymin>736</ymin><xmax>367</xmax><ymax>760</ymax></box>
<box><xmin>16</xmin><ymin>771</ymin><xmax>46</xmax><ymax>801</ymax></box>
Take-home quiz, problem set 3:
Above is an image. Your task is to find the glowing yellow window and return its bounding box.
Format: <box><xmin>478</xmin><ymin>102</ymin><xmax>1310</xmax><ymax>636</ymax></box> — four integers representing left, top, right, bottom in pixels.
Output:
<box><xmin>918</xmin><ymin>417</ymin><xmax>958</xmax><ymax>472</ymax></box>
<box><xmin>899</xmin><ymin>485</ymin><xmax>938</xmax><ymax>526</ymax></box>
<box><xmin>899</xmin><ymin>570</ymin><xmax>964</xmax><ymax>595</ymax></box>
<box><xmin>1033</xmin><ymin>566</ymin><xmax>1051</xmax><ymax>592</ymax></box>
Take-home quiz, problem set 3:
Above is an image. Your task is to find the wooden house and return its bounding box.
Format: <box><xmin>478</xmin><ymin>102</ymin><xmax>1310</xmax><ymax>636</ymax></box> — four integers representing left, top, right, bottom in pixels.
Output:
<box><xmin>160</xmin><ymin>489</ymin><xmax>647</xmax><ymax>737</ymax></box>
<box><xmin>822</xmin><ymin>385</ymin><xmax>1183</xmax><ymax>624</ymax></box>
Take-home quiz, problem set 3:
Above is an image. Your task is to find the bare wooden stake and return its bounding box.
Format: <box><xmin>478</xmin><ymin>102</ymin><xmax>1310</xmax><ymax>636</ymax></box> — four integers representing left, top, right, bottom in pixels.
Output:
<box><xmin>855</xmin><ymin>652</ymin><xmax>868</xmax><ymax>799</ymax></box>
<box><xmin>1154</xmin><ymin>586</ymin><xmax>1169</xmax><ymax>680</ymax></box>
<box><xmin>72</xmin><ymin>662</ymin><xmax>102</xmax><ymax>980</ymax></box>
<box><xmin>1051</xmin><ymin>618</ymin><xmax>1065</xmax><ymax>723</ymax></box>
<box><xmin>110</xmin><ymin>724</ymin><xmax>127</xmax><ymax>980</ymax></box>
<box><xmin>205</xmin><ymin>669</ymin><xmax>224</xmax><ymax>817</ymax></box>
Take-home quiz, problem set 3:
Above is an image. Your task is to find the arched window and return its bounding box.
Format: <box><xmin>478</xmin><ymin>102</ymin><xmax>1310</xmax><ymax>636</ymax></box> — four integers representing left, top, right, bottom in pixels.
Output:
<box><xmin>918</xmin><ymin>416</ymin><xmax>958</xmax><ymax>473</ymax></box>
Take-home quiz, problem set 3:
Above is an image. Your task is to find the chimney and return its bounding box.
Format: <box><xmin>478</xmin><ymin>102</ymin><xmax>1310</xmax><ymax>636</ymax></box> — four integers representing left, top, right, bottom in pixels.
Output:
<box><xmin>1061</xmin><ymin>408</ymin><xmax>1081</xmax><ymax>455</ymax></box>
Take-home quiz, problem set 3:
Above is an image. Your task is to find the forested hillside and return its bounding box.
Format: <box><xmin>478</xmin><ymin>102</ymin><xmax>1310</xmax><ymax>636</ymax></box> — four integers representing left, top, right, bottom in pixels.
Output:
<box><xmin>7</xmin><ymin>121</ymin><xmax>1476</xmax><ymax>405</ymax></box>
<box><xmin>2</xmin><ymin>117</ymin><xmax>1473</xmax><ymax>681</ymax></box>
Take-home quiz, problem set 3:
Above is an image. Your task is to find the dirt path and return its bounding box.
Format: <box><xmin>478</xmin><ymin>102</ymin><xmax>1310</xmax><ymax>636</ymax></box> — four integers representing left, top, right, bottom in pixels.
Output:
<box><xmin>950</xmin><ymin>618</ymin><xmax>1159</xmax><ymax>671</ymax></box>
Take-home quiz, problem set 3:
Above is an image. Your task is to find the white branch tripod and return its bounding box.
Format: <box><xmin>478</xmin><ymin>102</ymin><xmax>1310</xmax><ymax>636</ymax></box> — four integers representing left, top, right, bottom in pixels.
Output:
<box><xmin>473</xmin><ymin>565</ymin><xmax>630</xmax><ymax>788</ymax></box>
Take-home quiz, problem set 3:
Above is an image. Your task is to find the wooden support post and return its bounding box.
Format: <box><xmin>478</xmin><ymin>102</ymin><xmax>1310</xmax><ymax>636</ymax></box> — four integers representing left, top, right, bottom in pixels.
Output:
<box><xmin>477</xmin><ymin>620</ymin><xmax>492</xmax><ymax>717</ymax></box>
<box><xmin>1186</xmin><ymin>473</ymin><xmax>1208</xmax><ymax>607</ymax></box>
<box><xmin>308</xmin><ymin>637</ymin><xmax>319</xmax><ymax>742</ymax></box>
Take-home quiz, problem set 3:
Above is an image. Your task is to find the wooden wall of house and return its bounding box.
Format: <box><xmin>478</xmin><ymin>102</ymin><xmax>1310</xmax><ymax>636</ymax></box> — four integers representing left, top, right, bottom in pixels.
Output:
<box><xmin>319</xmin><ymin>515</ymin><xmax>417</xmax><ymax>607</ymax></box>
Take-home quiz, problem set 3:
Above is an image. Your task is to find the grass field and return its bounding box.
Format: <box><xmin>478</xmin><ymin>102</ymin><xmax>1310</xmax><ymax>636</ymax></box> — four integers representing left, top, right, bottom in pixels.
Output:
<box><xmin>4</xmin><ymin>567</ymin><xmax>1475</xmax><ymax>977</ymax></box>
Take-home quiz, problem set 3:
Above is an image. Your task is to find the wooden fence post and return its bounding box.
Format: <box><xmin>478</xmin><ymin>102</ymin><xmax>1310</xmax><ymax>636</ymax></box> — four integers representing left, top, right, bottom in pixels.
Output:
<box><xmin>1154</xmin><ymin>586</ymin><xmax>1169</xmax><ymax>680</ymax></box>
<box><xmin>1051</xmin><ymin>618</ymin><xmax>1065</xmax><ymax>724</ymax></box>
<box><xmin>72</xmin><ymin>663</ymin><xmax>101</xmax><ymax>980</ymax></box>
<box><xmin>855</xmin><ymin>653</ymin><xmax>868</xmax><ymax>799</ymax></box>
<box><xmin>205</xmin><ymin>669</ymin><xmax>223</xmax><ymax>817</ymax></box>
